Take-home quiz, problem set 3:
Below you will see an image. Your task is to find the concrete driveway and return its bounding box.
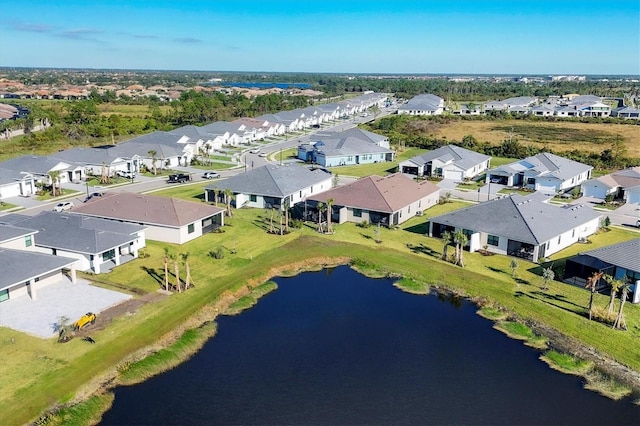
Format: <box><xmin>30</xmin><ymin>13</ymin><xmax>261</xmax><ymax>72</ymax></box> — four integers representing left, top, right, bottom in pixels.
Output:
<box><xmin>0</xmin><ymin>278</ymin><xmax>131</xmax><ymax>338</ymax></box>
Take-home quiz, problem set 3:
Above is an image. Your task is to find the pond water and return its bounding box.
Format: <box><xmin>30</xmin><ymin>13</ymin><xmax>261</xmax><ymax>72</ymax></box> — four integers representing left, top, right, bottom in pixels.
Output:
<box><xmin>101</xmin><ymin>266</ymin><xmax>639</xmax><ymax>425</ymax></box>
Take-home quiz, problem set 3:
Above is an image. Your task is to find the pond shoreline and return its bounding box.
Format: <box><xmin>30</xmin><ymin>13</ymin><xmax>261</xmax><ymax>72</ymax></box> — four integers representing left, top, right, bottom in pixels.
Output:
<box><xmin>38</xmin><ymin>256</ymin><xmax>640</xmax><ymax>424</ymax></box>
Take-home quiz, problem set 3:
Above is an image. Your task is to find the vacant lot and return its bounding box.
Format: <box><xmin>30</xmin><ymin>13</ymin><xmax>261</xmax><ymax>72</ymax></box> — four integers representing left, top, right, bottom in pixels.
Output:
<box><xmin>433</xmin><ymin>120</ymin><xmax>640</xmax><ymax>157</ymax></box>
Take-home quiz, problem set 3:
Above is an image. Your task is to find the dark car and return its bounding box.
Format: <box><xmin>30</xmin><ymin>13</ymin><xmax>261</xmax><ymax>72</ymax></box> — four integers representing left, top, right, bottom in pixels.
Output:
<box><xmin>167</xmin><ymin>173</ymin><xmax>191</xmax><ymax>183</ymax></box>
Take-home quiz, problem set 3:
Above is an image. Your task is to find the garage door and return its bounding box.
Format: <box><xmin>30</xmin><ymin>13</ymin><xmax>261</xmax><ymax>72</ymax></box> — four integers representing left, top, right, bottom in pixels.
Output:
<box><xmin>626</xmin><ymin>190</ymin><xmax>640</xmax><ymax>205</ymax></box>
<box><xmin>443</xmin><ymin>169</ymin><xmax>463</xmax><ymax>181</ymax></box>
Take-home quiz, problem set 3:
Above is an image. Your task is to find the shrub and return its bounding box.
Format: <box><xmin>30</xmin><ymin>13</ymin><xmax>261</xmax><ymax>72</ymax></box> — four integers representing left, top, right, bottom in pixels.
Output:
<box><xmin>289</xmin><ymin>218</ymin><xmax>303</xmax><ymax>229</ymax></box>
<box><xmin>357</xmin><ymin>220</ymin><xmax>370</xmax><ymax>228</ymax></box>
<box><xmin>208</xmin><ymin>247</ymin><xmax>224</xmax><ymax>259</ymax></box>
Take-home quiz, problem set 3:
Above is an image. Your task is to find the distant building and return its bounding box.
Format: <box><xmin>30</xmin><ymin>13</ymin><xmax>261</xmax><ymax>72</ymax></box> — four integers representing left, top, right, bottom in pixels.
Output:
<box><xmin>397</xmin><ymin>94</ymin><xmax>444</xmax><ymax>116</ymax></box>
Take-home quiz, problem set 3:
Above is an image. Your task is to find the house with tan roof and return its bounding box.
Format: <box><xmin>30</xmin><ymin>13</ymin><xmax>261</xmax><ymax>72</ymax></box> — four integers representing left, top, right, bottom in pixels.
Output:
<box><xmin>581</xmin><ymin>167</ymin><xmax>640</xmax><ymax>204</ymax></box>
<box><xmin>72</xmin><ymin>192</ymin><xmax>225</xmax><ymax>244</ymax></box>
<box><xmin>306</xmin><ymin>173</ymin><xmax>440</xmax><ymax>226</ymax></box>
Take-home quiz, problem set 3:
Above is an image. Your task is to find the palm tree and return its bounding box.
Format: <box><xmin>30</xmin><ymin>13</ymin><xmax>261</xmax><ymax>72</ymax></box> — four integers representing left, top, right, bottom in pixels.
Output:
<box><xmin>612</xmin><ymin>283</ymin><xmax>629</xmax><ymax>330</ymax></box>
<box><xmin>48</xmin><ymin>170</ymin><xmax>62</xmax><ymax>197</ymax></box>
<box><xmin>163</xmin><ymin>247</ymin><xmax>170</xmax><ymax>291</ymax></box>
<box><xmin>326</xmin><ymin>198</ymin><xmax>334</xmax><ymax>234</ymax></box>
<box><xmin>169</xmin><ymin>252</ymin><xmax>181</xmax><ymax>293</ymax></box>
<box><xmin>181</xmin><ymin>252</ymin><xmax>191</xmax><ymax>290</ymax></box>
<box><xmin>585</xmin><ymin>271</ymin><xmax>603</xmax><ymax>320</ymax></box>
<box><xmin>224</xmin><ymin>188</ymin><xmax>234</xmax><ymax>218</ymax></box>
<box><xmin>316</xmin><ymin>202</ymin><xmax>325</xmax><ymax>233</ymax></box>
<box><xmin>453</xmin><ymin>229</ymin><xmax>468</xmax><ymax>267</ymax></box>
<box><xmin>148</xmin><ymin>150</ymin><xmax>158</xmax><ymax>175</ymax></box>
<box><xmin>212</xmin><ymin>187</ymin><xmax>220</xmax><ymax>206</ymax></box>
<box><xmin>283</xmin><ymin>196</ymin><xmax>290</xmax><ymax>233</ymax></box>
<box><xmin>603</xmin><ymin>274</ymin><xmax>625</xmax><ymax>315</ymax></box>
<box><xmin>441</xmin><ymin>230</ymin><xmax>452</xmax><ymax>261</ymax></box>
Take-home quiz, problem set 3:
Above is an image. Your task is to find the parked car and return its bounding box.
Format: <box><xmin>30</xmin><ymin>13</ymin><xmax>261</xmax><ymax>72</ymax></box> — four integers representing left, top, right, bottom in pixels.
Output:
<box><xmin>203</xmin><ymin>171</ymin><xmax>220</xmax><ymax>179</ymax></box>
<box><xmin>84</xmin><ymin>192</ymin><xmax>105</xmax><ymax>202</ymax></box>
<box><xmin>167</xmin><ymin>173</ymin><xmax>191</xmax><ymax>183</ymax></box>
<box><xmin>249</xmin><ymin>147</ymin><xmax>261</xmax><ymax>154</ymax></box>
<box><xmin>116</xmin><ymin>170</ymin><xmax>135</xmax><ymax>179</ymax></box>
<box><xmin>53</xmin><ymin>201</ymin><xmax>74</xmax><ymax>212</ymax></box>
<box><xmin>73</xmin><ymin>312</ymin><xmax>96</xmax><ymax>331</ymax></box>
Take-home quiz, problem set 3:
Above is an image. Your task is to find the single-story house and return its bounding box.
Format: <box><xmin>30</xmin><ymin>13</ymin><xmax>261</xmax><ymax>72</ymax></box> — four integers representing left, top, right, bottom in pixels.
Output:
<box><xmin>581</xmin><ymin>167</ymin><xmax>640</xmax><ymax>203</ymax></box>
<box><xmin>397</xmin><ymin>94</ymin><xmax>444</xmax><ymax>115</ymax></box>
<box><xmin>306</xmin><ymin>173</ymin><xmax>440</xmax><ymax>226</ymax></box>
<box><xmin>0</xmin><ymin>211</ymin><xmax>146</xmax><ymax>274</ymax></box>
<box><xmin>400</xmin><ymin>145</ymin><xmax>491</xmax><ymax>181</ymax></box>
<box><xmin>114</xmin><ymin>131</ymin><xmax>190</xmax><ymax>170</ymax></box>
<box><xmin>568</xmin><ymin>95</ymin><xmax>611</xmax><ymax>117</ymax></box>
<box><xmin>0</xmin><ymin>247</ymin><xmax>77</xmax><ymax>303</ymax></box>
<box><xmin>50</xmin><ymin>147</ymin><xmax>134</xmax><ymax>179</ymax></box>
<box><xmin>0</xmin><ymin>167</ymin><xmax>37</xmax><ymax>199</ymax></box>
<box><xmin>0</xmin><ymin>155</ymin><xmax>78</xmax><ymax>185</ymax></box>
<box><xmin>611</xmin><ymin>106</ymin><xmax>640</xmax><ymax>119</ymax></box>
<box><xmin>429</xmin><ymin>193</ymin><xmax>601</xmax><ymax>262</ymax></box>
<box><xmin>72</xmin><ymin>192</ymin><xmax>224</xmax><ymax>244</ymax></box>
<box><xmin>565</xmin><ymin>239</ymin><xmax>640</xmax><ymax>304</ymax></box>
<box><xmin>205</xmin><ymin>164</ymin><xmax>332</xmax><ymax>210</ymax></box>
<box><xmin>486</xmin><ymin>153</ymin><xmax>592</xmax><ymax>193</ymax></box>
<box><xmin>299</xmin><ymin>128</ymin><xmax>394</xmax><ymax>167</ymax></box>
<box><xmin>484</xmin><ymin>96</ymin><xmax>537</xmax><ymax>111</ymax></box>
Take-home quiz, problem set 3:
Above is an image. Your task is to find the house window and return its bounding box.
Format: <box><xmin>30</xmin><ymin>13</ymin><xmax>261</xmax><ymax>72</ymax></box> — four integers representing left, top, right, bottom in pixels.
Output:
<box><xmin>557</xmin><ymin>236</ymin><xmax>561</xmax><ymax>244</ymax></box>
<box><xmin>103</xmin><ymin>249</ymin><xmax>116</xmax><ymax>261</ymax></box>
<box><xmin>250</xmin><ymin>194</ymin><xmax>257</xmax><ymax>202</ymax></box>
<box><xmin>0</xmin><ymin>289</ymin><xmax>8</xmax><ymax>302</ymax></box>
<box><xmin>25</xmin><ymin>235</ymin><xmax>32</xmax><ymax>247</ymax></box>
<box><xmin>353</xmin><ymin>208</ymin><xmax>362</xmax><ymax>217</ymax></box>
<box><xmin>188</xmin><ymin>223</ymin><xmax>195</xmax><ymax>234</ymax></box>
<box><xmin>487</xmin><ymin>235</ymin><xmax>499</xmax><ymax>246</ymax></box>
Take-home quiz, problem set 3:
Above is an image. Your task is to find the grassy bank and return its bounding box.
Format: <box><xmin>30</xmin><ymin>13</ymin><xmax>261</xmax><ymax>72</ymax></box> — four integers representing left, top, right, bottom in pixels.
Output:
<box><xmin>1</xmin><ymin>202</ymin><xmax>639</xmax><ymax>424</ymax></box>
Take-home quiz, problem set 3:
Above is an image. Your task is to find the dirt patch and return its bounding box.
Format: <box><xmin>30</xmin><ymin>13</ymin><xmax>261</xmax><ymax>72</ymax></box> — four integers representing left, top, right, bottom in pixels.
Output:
<box><xmin>74</xmin><ymin>291</ymin><xmax>168</xmax><ymax>337</ymax></box>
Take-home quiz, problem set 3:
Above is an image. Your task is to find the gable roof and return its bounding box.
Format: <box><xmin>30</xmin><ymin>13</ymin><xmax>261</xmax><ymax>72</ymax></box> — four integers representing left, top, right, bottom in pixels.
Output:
<box><xmin>430</xmin><ymin>194</ymin><xmax>600</xmax><ymax>245</ymax></box>
<box><xmin>0</xmin><ymin>223</ymin><xmax>37</xmax><ymax>243</ymax></box>
<box><xmin>491</xmin><ymin>153</ymin><xmax>592</xmax><ymax>181</ymax></box>
<box><xmin>315</xmin><ymin>127</ymin><xmax>387</xmax><ymax>145</ymax></box>
<box><xmin>205</xmin><ymin>164</ymin><xmax>331</xmax><ymax>198</ymax></box>
<box><xmin>0</xmin><ymin>248</ymin><xmax>76</xmax><ymax>291</ymax></box>
<box><xmin>405</xmin><ymin>145</ymin><xmax>490</xmax><ymax>170</ymax></box>
<box><xmin>308</xmin><ymin>173</ymin><xmax>439</xmax><ymax>213</ymax></box>
<box><xmin>50</xmin><ymin>146</ymin><xmax>128</xmax><ymax>165</ymax></box>
<box><xmin>72</xmin><ymin>192</ymin><xmax>224</xmax><ymax>227</ymax></box>
<box><xmin>314</xmin><ymin>137</ymin><xmax>393</xmax><ymax>158</ymax></box>
<box><xmin>0</xmin><ymin>211</ymin><xmax>144</xmax><ymax>254</ymax></box>
<box><xmin>398</xmin><ymin>94</ymin><xmax>443</xmax><ymax>112</ymax></box>
<box><xmin>0</xmin><ymin>155</ymin><xmax>70</xmax><ymax>176</ymax></box>
<box><xmin>577</xmin><ymin>238</ymin><xmax>640</xmax><ymax>273</ymax></box>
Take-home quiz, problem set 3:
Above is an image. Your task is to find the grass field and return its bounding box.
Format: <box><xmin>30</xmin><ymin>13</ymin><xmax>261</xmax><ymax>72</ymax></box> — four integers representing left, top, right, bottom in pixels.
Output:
<box><xmin>0</xmin><ymin>193</ymin><xmax>639</xmax><ymax>425</ymax></box>
<box><xmin>431</xmin><ymin>119</ymin><xmax>640</xmax><ymax>157</ymax></box>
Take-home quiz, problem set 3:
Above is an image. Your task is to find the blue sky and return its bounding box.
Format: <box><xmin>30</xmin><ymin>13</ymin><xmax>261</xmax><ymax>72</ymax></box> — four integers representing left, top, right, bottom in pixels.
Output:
<box><xmin>1</xmin><ymin>0</ymin><xmax>638</xmax><ymax>75</ymax></box>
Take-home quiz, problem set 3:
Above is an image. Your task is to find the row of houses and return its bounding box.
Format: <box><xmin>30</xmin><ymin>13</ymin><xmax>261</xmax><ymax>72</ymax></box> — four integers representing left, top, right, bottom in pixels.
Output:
<box><xmin>0</xmin><ymin>93</ymin><xmax>388</xmax><ymax>200</ymax></box>
<box><xmin>399</xmin><ymin>93</ymin><xmax>639</xmax><ymax>119</ymax></box>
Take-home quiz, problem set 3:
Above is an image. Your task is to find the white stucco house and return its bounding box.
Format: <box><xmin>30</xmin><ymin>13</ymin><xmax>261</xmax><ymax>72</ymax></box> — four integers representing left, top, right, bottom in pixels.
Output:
<box><xmin>400</xmin><ymin>145</ymin><xmax>491</xmax><ymax>181</ymax></box>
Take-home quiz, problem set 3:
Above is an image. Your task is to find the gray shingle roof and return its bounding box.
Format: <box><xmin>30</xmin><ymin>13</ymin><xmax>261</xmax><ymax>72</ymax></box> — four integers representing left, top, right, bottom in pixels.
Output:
<box><xmin>314</xmin><ymin>137</ymin><xmax>393</xmax><ymax>157</ymax></box>
<box><xmin>1</xmin><ymin>211</ymin><xmax>143</xmax><ymax>254</ymax></box>
<box><xmin>0</xmin><ymin>223</ymin><xmax>37</xmax><ymax>243</ymax></box>
<box><xmin>489</xmin><ymin>153</ymin><xmax>592</xmax><ymax>182</ymax></box>
<box><xmin>577</xmin><ymin>238</ymin><xmax>640</xmax><ymax>273</ymax></box>
<box><xmin>0</xmin><ymin>167</ymin><xmax>32</xmax><ymax>186</ymax></box>
<box><xmin>50</xmin><ymin>146</ymin><xmax>127</xmax><ymax>165</ymax></box>
<box><xmin>0</xmin><ymin>155</ymin><xmax>70</xmax><ymax>176</ymax></box>
<box><xmin>398</xmin><ymin>94</ymin><xmax>443</xmax><ymax>112</ymax></box>
<box><xmin>206</xmin><ymin>164</ymin><xmax>331</xmax><ymax>198</ymax></box>
<box><xmin>0</xmin><ymin>248</ymin><xmax>76</xmax><ymax>291</ymax></box>
<box><xmin>430</xmin><ymin>194</ymin><xmax>600</xmax><ymax>245</ymax></box>
<box><xmin>315</xmin><ymin>127</ymin><xmax>387</xmax><ymax>145</ymax></box>
<box><xmin>406</xmin><ymin>145</ymin><xmax>490</xmax><ymax>170</ymax></box>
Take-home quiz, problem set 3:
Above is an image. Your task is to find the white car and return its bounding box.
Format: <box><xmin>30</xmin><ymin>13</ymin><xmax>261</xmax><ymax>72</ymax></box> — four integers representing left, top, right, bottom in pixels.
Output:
<box><xmin>258</xmin><ymin>152</ymin><xmax>267</xmax><ymax>158</ymax></box>
<box><xmin>249</xmin><ymin>147</ymin><xmax>261</xmax><ymax>154</ymax></box>
<box><xmin>53</xmin><ymin>201</ymin><xmax>74</xmax><ymax>212</ymax></box>
<box><xmin>203</xmin><ymin>171</ymin><xmax>220</xmax><ymax>179</ymax></box>
<box><xmin>116</xmin><ymin>170</ymin><xmax>135</xmax><ymax>179</ymax></box>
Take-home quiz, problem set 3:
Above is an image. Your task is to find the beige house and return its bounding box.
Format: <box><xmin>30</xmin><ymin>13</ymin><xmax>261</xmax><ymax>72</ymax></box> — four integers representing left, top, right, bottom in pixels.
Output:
<box><xmin>307</xmin><ymin>173</ymin><xmax>440</xmax><ymax>226</ymax></box>
<box><xmin>72</xmin><ymin>192</ymin><xmax>225</xmax><ymax>244</ymax></box>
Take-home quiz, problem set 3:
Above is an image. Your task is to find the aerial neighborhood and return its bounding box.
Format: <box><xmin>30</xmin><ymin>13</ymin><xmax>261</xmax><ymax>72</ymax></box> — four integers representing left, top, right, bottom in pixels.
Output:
<box><xmin>1</xmin><ymin>88</ymin><xmax>639</xmax><ymax>346</ymax></box>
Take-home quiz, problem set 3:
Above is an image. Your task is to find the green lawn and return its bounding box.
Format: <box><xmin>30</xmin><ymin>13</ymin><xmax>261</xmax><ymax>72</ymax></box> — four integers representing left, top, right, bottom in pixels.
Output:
<box><xmin>490</xmin><ymin>156</ymin><xmax>519</xmax><ymax>167</ymax></box>
<box><xmin>1</xmin><ymin>193</ymin><xmax>639</xmax><ymax>425</ymax></box>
